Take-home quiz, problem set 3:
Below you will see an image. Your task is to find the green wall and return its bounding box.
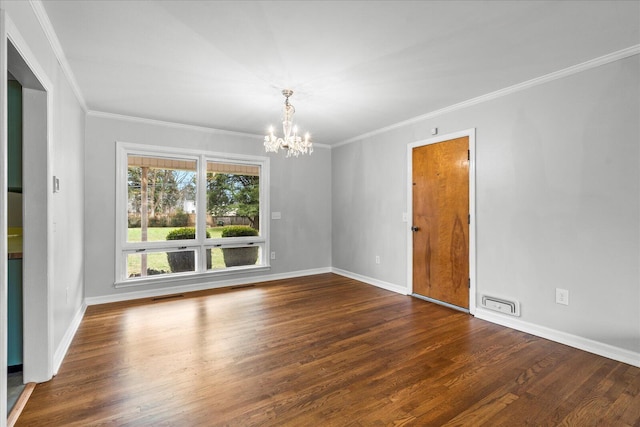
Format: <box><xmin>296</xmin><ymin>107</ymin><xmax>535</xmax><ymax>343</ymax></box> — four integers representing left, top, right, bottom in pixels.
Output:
<box><xmin>8</xmin><ymin>79</ymin><xmax>22</xmax><ymax>191</ymax></box>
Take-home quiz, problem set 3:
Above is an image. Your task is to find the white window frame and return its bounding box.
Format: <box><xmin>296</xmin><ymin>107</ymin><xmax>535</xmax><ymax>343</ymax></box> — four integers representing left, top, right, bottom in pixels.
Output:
<box><xmin>115</xmin><ymin>141</ymin><xmax>270</xmax><ymax>287</ymax></box>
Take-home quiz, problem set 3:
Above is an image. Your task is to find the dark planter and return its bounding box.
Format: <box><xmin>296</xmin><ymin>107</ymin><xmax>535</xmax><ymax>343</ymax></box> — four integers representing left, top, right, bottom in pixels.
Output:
<box><xmin>222</xmin><ymin>247</ymin><xmax>259</xmax><ymax>267</ymax></box>
<box><xmin>167</xmin><ymin>249</ymin><xmax>212</xmax><ymax>273</ymax></box>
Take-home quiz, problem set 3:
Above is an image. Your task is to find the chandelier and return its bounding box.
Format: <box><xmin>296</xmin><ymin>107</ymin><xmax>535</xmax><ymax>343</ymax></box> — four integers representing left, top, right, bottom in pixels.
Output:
<box><xmin>264</xmin><ymin>89</ymin><xmax>313</xmax><ymax>157</ymax></box>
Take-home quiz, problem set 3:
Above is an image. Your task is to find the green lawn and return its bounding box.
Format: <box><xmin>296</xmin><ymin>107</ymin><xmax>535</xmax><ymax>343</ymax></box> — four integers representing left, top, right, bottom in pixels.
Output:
<box><xmin>127</xmin><ymin>227</ymin><xmax>226</xmax><ymax>276</ymax></box>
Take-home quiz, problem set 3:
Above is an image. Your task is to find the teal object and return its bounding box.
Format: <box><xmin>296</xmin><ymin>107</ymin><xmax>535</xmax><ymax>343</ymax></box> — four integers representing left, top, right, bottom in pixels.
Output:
<box><xmin>8</xmin><ymin>79</ymin><xmax>22</xmax><ymax>191</ymax></box>
<box><xmin>8</xmin><ymin>79</ymin><xmax>24</xmax><ymax>367</ymax></box>
<box><xmin>8</xmin><ymin>259</ymin><xmax>23</xmax><ymax>367</ymax></box>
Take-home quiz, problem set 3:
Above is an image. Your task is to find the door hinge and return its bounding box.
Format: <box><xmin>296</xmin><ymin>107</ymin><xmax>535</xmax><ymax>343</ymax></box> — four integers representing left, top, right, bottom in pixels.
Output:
<box><xmin>468</xmin><ymin>214</ymin><xmax>470</xmax><ymax>224</ymax></box>
<box><xmin>468</xmin><ymin>150</ymin><xmax>470</xmax><ymax>161</ymax></box>
<box><xmin>468</xmin><ymin>278</ymin><xmax>471</xmax><ymax>288</ymax></box>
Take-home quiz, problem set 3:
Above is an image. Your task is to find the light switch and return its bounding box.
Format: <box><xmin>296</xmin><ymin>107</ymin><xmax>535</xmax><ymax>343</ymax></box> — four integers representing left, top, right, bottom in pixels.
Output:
<box><xmin>271</xmin><ymin>212</ymin><xmax>282</xmax><ymax>220</ymax></box>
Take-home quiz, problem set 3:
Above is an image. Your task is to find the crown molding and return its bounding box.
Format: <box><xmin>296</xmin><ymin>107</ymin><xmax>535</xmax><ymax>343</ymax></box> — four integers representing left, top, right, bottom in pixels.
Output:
<box><xmin>87</xmin><ymin>110</ymin><xmax>332</xmax><ymax>149</ymax></box>
<box><xmin>335</xmin><ymin>44</ymin><xmax>640</xmax><ymax>148</ymax></box>
<box><xmin>29</xmin><ymin>0</ymin><xmax>87</xmax><ymax>111</ymax></box>
<box><xmin>88</xmin><ymin>110</ymin><xmax>263</xmax><ymax>139</ymax></box>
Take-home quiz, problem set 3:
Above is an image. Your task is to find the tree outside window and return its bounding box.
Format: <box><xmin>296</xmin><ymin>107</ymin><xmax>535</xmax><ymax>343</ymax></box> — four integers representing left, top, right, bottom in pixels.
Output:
<box><xmin>117</xmin><ymin>147</ymin><xmax>268</xmax><ymax>284</ymax></box>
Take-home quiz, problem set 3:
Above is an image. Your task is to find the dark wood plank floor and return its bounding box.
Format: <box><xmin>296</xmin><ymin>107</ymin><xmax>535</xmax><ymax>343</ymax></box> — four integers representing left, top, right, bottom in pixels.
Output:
<box><xmin>16</xmin><ymin>274</ymin><xmax>640</xmax><ymax>426</ymax></box>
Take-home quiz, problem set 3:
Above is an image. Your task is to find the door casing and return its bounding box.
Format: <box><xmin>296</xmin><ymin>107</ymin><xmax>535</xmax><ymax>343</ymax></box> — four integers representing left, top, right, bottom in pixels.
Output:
<box><xmin>3</xmin><ymin>11</ymin><xmax>55</xmax><ymax>393</ymax></box>
<box><xmin>407</xmin><ymin>129</ymin><xmax>476</xmax><ymax>315</ymax></box>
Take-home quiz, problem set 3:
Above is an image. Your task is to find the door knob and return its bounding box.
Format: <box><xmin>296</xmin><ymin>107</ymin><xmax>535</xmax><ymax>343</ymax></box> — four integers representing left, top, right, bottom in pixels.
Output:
<box><xmin>411</xmin><ymin>226</ymin><xmax>420</xmax><ymax>232</ymax></box>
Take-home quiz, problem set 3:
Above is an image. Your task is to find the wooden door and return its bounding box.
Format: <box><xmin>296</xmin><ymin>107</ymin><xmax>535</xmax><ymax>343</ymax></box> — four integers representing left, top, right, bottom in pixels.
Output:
<box><xmin>412</xmin><ymin>137</ymin><xmax>469</xmax><ymax>309</ymax></box>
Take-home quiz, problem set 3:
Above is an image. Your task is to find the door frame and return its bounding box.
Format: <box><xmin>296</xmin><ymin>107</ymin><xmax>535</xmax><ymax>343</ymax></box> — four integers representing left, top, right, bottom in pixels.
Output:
<box><xmin>407</xmin><ymin>128</ymin><xmax>476</xmax><ymax>315</ymax></box>
<box><xmin>2</xmin><ymin>10</ymin><xmax>55</xmax><ymax>395</ymax></box>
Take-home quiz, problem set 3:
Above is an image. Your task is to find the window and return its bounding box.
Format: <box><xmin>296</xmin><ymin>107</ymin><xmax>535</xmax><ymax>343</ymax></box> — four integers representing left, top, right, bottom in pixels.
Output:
<box><xmin>115</xmin><ymin>142</ymin><xmax>269</xmax><ymax>286</ymax></box>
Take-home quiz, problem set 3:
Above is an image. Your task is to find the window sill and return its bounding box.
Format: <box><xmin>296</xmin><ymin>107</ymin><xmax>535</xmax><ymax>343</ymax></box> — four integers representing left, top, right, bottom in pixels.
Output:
<box><xmin>114</xmin><ymin>264</ymin><xmax>271</xmax><ymax>288</ymax></box>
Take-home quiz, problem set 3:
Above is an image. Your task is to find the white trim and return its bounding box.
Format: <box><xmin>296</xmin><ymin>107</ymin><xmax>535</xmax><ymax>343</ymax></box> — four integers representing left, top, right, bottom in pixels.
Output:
<box><xmin>5</xmin><ymin>16</ymin><xmax>53</xmax><ymax>90</ymax></box>
<box><xmin>475</xmin><ymin>308</ymin><xmax>640</xmax><ymax>368</ymax></box>
<box><xmin>89</xmin><ymin>111</ymin><xmax>333</xmax><ymax>150</ymax></box>
<box><xmin>29</xmin><ymin>0</ymin><xmax>87</xmax><ymax>111</ymax></box>
<box><xmin>53</xmin><ymin>303</ymin><xmax>86</xmax><ymax>375</ymax></box>
<box><xmin>407</xmin><ymin>129</ymin><xmax>476</xmax><ymax>315</ymax></box>
<box><xmin>335</xmin><ymin>45</ymin><xmax>640</xmax><ymax>148</ymax></box>
<box><xmin>114</xmin><ymin>265</ymin><xmax>271</xmax><ymax>288</ymax></box>
<box><xmin>117</xmin><ymin>140</ymin><xmax>273</xmax><ymax>165</ymax></box>
<box><xmin>5</xmin><ymin>12</ymin><xmax>56</xmax><ymax>384</ymax></box>
<box><xmin>331</xmin><ymin>268</ymin><xmax>408</xmax><ymax>295</ymax></box>
<box><xmin>92</xmin><ymin>110</ymin><xmax>262</xmax><ymax>139</ymax></box>
<box><xmin>114</xmin><ymin>141</ymin><xmax>271</xmax><ymax>284</ymax></box>
<box><xmin>1</xmin><ymin>10</ymin><xmax>9</xmax><ymax>423</ymax></box>
<box><xmin>86</xmin><ymin>267</ymin><xmax>332</xmax><ymax>306</ymax></box>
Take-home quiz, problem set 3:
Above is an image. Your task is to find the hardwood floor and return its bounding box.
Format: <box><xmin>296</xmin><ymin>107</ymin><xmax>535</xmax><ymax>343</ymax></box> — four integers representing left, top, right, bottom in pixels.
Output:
<box><xmin>16</xmin><ymin>274</ymin><xmax>640</xmax><ymax>426</ymax></box>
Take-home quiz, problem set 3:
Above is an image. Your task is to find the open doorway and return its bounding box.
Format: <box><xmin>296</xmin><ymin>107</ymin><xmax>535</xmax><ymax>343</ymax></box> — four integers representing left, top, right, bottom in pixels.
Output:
<box><xmin>3</xmin><ymin>26</ymin><xmax>54</xmax><ymax>420</ymax></box>
<box><xmin>6</xmin><ymin>70</ymin><xmax>24</xmax><ymax>415</ymax></box>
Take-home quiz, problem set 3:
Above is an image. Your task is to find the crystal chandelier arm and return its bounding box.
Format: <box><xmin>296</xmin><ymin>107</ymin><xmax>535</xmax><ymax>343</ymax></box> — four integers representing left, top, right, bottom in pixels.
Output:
<box><xmin>265</xmin><ymin>89</ymin><xmax>312</xmax><ymax>157</ymax></box>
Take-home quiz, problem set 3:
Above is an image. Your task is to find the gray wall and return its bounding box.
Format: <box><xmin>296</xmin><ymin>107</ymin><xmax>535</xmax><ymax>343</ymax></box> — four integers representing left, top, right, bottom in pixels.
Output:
<box><xmin>332</xmin><ymin>55</ymin><xmax>640</xmax><ymax>354</ymax></box>
<box><xmin>84</xmin><ymin>115</ymin><xmax>331</xmax><ymax>299</ymax></box>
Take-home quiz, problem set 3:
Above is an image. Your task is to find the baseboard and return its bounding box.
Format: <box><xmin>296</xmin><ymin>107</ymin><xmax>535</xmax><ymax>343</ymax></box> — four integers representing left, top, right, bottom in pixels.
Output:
<box><xmin>81</xmin><ymin>270</ymin><xmax>638</xmax><ymax>369</ymax></box>
<box><xmin>331</xmin><ymin>268</ymin><xmax>409</xmax><ymax>295</ymax></box>
<box><xmin>53</xmin><ymin>302</ymin><xmax>87</xmax><ymax>375</ymax></box>
<box><xmin>475</xmin><ymin>307</ymin><xmax>640</xmax><ymax>368</ymax></box>
<box><xmin>85</xmin><ymin>267</ymin><xmax>333</xmax><ymax>306</ymax></box>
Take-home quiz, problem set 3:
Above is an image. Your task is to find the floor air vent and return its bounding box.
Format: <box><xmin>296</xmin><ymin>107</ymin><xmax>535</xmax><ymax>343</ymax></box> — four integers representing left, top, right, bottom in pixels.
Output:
<box><xmin>152</xmin><ymin>294</ymin><xmax>184</xmax><ymax>301</ymax></box>
<box><xmin>481</xmin><ymin>295</ymin><xmax>520</xmax><ymax>317</ymax></box>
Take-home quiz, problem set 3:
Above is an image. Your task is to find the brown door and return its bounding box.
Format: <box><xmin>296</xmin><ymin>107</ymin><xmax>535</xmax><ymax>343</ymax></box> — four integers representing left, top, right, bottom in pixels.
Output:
<box><xmin>412</xmin><ymin>137</ymin><xmax>469</xmax><ymax>309</ymax></box>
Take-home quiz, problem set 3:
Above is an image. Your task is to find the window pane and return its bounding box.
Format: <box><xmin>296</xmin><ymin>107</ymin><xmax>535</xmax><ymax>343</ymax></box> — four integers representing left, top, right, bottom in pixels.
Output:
<box><xmin>127</xmin><ymin>250</ymin><xmax>196</xmax><ymax>278</ymax></box>
<box><xmin>206</xmin><ymin>162</ymin><xmax>260</xmax><ymax>236</ymax></box>
<box><xmin>208</xmin><ymin>248</ymin><xmax>225</xmax><ymax>270</ymax></box>
<box><xmin>207</xmin><ymin>246</ymin><xmax>261</xmax><ymax>271</ymax></box>
<box><xmin>117</xmin><ymin>143</ymin><xmax>269</xmax><ymax>283</ymax></box>
<box><xmin>127</xmin><ymin>156</ymin><xmax>197</xmax><ymax>242</ymax></box>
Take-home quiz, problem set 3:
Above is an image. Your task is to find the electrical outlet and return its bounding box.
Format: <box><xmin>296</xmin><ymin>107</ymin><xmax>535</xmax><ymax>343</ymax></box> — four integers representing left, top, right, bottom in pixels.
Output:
<box><xmin>375</xmin><ymin>256</ymin><xmax>380</xmax><ymax>264</ymax></box>
<box><xmin>270</xmin><ymin>251</ymin><xmax>276</xmax><ymax>260</ymax></box>
<box><xmin>556</xmin><ymin>288</ymin><xmax>569</xmax><ymax>305</ymax></box>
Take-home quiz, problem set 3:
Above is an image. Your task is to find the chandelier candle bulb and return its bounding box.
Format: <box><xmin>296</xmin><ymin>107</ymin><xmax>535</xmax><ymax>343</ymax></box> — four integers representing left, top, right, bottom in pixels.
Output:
<box><xmin>264</xmin><ymin>89</ymin><xmax>313</xmax><ymax>158</ymax></box>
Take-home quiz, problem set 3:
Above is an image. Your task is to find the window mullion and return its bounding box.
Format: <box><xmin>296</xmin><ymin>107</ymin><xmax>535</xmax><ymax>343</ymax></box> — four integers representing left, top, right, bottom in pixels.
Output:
<box><xmin>116</xmin><ymin>142</ymin><xmax>269</xmax><ymax>285</ymax></box>
<box><xmin>196</xmin><ymin>154</ymin><xmax>208</xmax><ymax>271</ymax></box>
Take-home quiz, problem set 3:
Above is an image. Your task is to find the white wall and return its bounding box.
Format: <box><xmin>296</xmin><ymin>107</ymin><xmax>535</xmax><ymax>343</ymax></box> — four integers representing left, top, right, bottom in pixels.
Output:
<box><xmin>1</xmin><ymin>0</ymin><xmax>86</xmax><ymax>382</ymax></box>
<box><xmin>84</xmin><ymin>115</ymin><xmax>331</xmax><ymax>300</ymax></box>
<box><xmin>332</xmin><ymin>54</ymin><xmax>640</xmax><ymax>359</ymax></box>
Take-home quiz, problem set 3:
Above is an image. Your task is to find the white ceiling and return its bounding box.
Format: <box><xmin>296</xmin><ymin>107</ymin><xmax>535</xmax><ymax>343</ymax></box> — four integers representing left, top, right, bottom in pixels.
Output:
<box><xmin>40</xmin><ymin>0</ymin><xmax>640</xmax><ymax>145</ymax></box>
